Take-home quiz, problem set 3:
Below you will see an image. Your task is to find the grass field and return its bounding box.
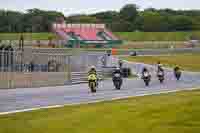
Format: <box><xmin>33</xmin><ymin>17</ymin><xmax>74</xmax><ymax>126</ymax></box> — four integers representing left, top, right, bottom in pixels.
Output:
<box><xmin>122</xmin><ymin>54</ymin><xmax>200</xmax><ymax>72</ymax></box>
<box><xmin>0</xmin><ymin>31</ymin><xmax>200</xmax><ymax>41</ymax></box>
<box><xmin>0</xmin><ymin>33</ymin><xmax>56</xmax><ymax>40</ymax></box>
<box><xmin>0</xmin><ymin>89</ymin><xmax>200</xmax><ymax>133</ymax></box>
<box><xmin>115</xmin><ymin>31</ymin><xmax>200</xmax><ymax>41</ymax></box>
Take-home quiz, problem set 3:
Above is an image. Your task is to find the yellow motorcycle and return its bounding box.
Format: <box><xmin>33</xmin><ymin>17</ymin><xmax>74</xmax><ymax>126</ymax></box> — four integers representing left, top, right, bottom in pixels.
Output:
<box><xmin>88</xmin><ymin>74</ymin><xmax>97</xmax><ymax>93</ymax></box>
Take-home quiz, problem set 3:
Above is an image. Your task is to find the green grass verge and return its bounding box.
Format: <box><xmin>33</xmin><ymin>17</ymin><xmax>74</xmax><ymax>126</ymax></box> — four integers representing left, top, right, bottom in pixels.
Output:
<box><xmin>0</xmin><ymin>33</ymin><xmax>56</xmax><ymax>40</ymax></box>
<box><xmin>115</xmin><ymin>31</ymin><xmax>200</xmax><ymax>41</ymax></box>
<box><xmin>1</xmin><ymin>31</ymin><xmax>200</xmax><ymax>41</ymax></box>
<box><xmin>122</xmin><ymin>53</ymin><xmax>200</xmax><ymax>72</ymax></box>
<box><xmin>1</xmin><ymin>89</ymin><xmax>200</xmax><ymax>133</ymax></box>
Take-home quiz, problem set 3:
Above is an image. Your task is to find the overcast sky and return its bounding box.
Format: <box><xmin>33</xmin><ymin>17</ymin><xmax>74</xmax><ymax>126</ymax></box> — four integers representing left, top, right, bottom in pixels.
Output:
<box><xmin>0</xmin><ymin>0</ymin><xmax>199</xmax><ymax>15</ymax></box>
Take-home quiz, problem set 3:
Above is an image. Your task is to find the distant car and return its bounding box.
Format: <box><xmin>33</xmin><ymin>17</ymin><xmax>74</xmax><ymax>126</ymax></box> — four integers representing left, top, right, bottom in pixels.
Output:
<box><xmin>129</xmin><ymin>51</ymin><xmax>137</xmax><ymax>56</ymax></box>
<box><xmin>186</xmin><ymin>40</ymin><xmax>199</xmax><ymax>48</ymax></box>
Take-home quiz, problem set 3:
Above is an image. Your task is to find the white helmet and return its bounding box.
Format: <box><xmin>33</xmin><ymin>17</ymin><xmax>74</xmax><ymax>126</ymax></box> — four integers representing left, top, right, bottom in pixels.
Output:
<box><xmin>116</xmin><ymin>67</ymin><xmax>120</xmax><ymax>70</ymax></box>
<box><xmin>91</xmin><ymin>66</ymin><xmax>96</xmax><ymax>69</ymax></box>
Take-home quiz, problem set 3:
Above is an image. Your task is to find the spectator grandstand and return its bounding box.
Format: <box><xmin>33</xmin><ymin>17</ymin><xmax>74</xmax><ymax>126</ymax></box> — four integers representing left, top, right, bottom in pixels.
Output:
<box><xmin>52</xmin><ymin>22</ymin><xmax>122</xmax><ymax>48</ymax></box>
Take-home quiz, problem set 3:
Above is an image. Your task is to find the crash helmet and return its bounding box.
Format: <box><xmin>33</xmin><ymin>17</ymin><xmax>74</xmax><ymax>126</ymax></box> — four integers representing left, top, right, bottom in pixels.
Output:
<box><xmin>90</xmin><ymin>65</ymin><xmax>96</xmax><ymax>71</ymax></box>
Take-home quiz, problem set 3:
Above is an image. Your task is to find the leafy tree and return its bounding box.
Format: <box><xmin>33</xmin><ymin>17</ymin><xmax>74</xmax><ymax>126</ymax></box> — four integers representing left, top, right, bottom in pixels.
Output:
<box><xmin>171</xmin><ymin>15</ymin><xmax>193</xmax><ymax>31</ymax></box>
<box><xmin>141</xmin><ymin>11</ymin><xmax>165</xmax><ymax>31</ymax></box>
<box><xmin>0</xmin><ymin>5</ymin><xmax>200</xmax><ymax>33</ymax></box>
<box><xmin>120</xmin><ymin>4</ymin><xmax>138</xmax><ymax>22</ymax></box>
<box><xmin>67</xmin><ymin>15</ymin><xmax>99</xmax><ymax>23</ymax></box>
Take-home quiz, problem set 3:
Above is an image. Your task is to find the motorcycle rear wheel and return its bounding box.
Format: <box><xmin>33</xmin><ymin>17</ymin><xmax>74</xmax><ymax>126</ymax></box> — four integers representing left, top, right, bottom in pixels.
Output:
<box><xmin>89</xmin><ymin>82</ymin><xmax>96</xmax><ymax>93</ymax></box>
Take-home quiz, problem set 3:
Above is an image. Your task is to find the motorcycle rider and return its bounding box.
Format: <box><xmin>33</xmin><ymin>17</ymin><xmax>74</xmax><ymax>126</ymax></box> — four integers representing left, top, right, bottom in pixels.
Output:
<box><xmin>157</xmin><ymin>61</ymin><xmax>164</xmax><ymax>76</ymax></box>
<box><xmin>174</xmin><ymin>66</ymin><xmax>180</xmax><ymax>72</ymax></box>
<box><xmin>88</xmin><ymin>66</ymin><xmax>98</xmax><ymax>87</ymax></box>
<box><xmin>112</xmin><ymin>67</ymin><xmax>123</xmax><ymax>80</ymax></box>
<box><xmin>118</xmin><ymin>60</ymin><xmax>123</xmax><ymax>69</ymax></box>
<box><xmin>112</xmin><ymin>67</ymin><xmax>123</xmax><ymax>89</ymax></box>
<box><xmin>88</xmin><ymin>66</ymin><xmax>97</xmax><ymax>75</ymax></box>
<box><xmin>157</xmin><ymin>67</ymin><xmax>165</xmax><ymax>83</ymax></box>
<box><xmin>174</xmin><ymin>66</ymin><xmax>181</xmax><ymax>80</ymax></box>
<box><xmin>157</xmin><ymin>61</ymin><xmax>163</xmax><ymax>72</ymax></box>
<box><xmin>142</xmin><ymin>67</ymin><xmax>151</xmax><ymax>79</ymax></box>
<box><xmin>141</xmin><ymin>67</ymin><xmax>151</xmax><ymax>86</ymax></box>
<box><xmin>157</xmin><ymin>67</ymin><xmax>164</xmax><ymax>75</ymax></box>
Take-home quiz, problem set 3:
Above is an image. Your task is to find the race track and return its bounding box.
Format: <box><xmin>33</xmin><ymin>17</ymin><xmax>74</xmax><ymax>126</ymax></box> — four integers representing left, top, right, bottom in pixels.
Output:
<box><xmin>0</xmin><ymin>60</ymin><xmax>200</xmax><ymax>115</ymax></box>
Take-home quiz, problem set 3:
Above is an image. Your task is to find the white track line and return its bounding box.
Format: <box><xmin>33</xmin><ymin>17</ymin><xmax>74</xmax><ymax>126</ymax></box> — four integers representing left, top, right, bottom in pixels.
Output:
<box><xmin>0</xmin><ymin>87</ymin><xmax>199</xmax><ymax>116</ymax></box>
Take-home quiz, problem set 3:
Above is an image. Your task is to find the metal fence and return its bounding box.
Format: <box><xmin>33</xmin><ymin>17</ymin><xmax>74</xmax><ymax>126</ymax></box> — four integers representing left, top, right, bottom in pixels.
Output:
<box><xmin>0</xmin><ymin>50</ymin><xmax>107</xmax><ymax>89</ymax></box>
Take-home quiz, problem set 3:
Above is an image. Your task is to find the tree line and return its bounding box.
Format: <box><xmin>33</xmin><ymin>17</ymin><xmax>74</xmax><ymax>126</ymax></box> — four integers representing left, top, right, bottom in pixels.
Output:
<box><xmin>1</xmin><ymin>4</ymin><xmax>200</xmax><ymax>33</ymax></box>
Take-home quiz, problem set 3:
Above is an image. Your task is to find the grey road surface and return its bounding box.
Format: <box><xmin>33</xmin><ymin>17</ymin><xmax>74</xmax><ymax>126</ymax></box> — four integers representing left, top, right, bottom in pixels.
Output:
<box><xmin>0</xmin><ymin>61</ymin><xmax>200</xmax><ymax>114</ymax></box>
<box><xmin>118</xmin><ymin>48</ymin><xmax>200</xmax><ymax>55</ymax></box>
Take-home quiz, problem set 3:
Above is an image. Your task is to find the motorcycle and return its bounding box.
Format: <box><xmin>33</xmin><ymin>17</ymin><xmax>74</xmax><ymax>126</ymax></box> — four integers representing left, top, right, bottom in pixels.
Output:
<box><xmin>88</xmin><ymin>74</ymin><xmax>97</xmax><ymax>93</ymax></box>
<box><xmin>174</xmin><ymin>70</ymin><xmax>181</xmax><ymax>81</ymax></box>
<box><xmin>142</xmin><ymin>72</ymin><xmax>151</xmax><ymax>86</ymax></box>
<box><xmin>157</xmin><ymin>70</ymin><xmax>164</xmax><ymax>83</ymax></box>
<box><xmin>113</xmin><ymin>73</ymin><xmax>122</xmax><ymax>90</ymax></box>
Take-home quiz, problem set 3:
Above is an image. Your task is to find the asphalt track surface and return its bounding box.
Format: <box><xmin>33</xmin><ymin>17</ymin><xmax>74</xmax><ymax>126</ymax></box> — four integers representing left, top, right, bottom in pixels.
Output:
<box><xmin>0</xmin><ymin>60</ymin><xmax>200</xmax><ymax>115</ymax></box>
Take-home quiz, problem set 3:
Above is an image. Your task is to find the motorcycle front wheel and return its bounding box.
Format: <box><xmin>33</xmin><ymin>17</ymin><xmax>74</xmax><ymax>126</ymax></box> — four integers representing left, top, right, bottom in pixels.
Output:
<box><xmin>145</xmin><ymin>80</ymin><xmax>149</xmax><ymax>86</ymax></box>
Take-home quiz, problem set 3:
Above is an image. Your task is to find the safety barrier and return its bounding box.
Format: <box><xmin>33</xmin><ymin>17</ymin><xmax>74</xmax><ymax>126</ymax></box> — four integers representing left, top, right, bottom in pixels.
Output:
<box><xmin>0</xmin><ymin>49</ymin><xmax>109</xmax><ymax>89</ymax></box>
<box><xmin>0</xmin><ymin>71</ymin><xmax>106</xmax><ymax>89</ymax></box>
